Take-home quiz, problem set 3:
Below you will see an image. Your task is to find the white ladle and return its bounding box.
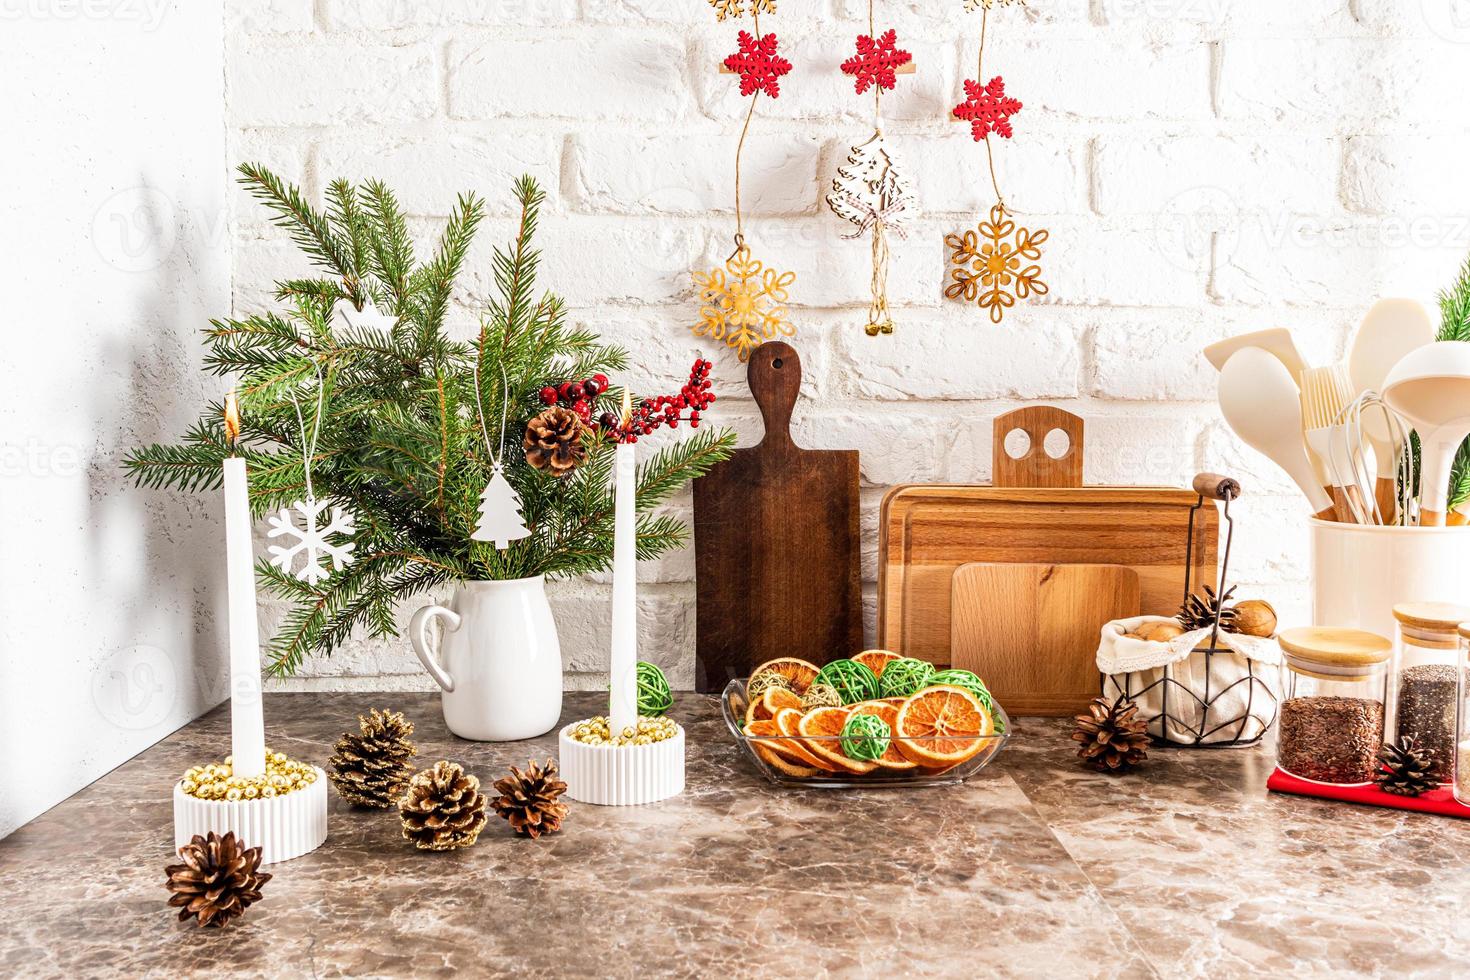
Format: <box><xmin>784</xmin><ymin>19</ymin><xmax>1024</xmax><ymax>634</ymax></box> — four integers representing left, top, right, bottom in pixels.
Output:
<box><xmin>1218</xmin><ymin>347</ymin><xmax>1335</xmax><ymax>520</ymax></box>
<box><xmin>1382</xmin><ymin>341</ymin><xmax>1470</xmax><ymax>526</ymax></box>
<box><xmin>1348</xmin><ymin>298</ymin><xmax>1435</xmax><ymax>521</ymax></box>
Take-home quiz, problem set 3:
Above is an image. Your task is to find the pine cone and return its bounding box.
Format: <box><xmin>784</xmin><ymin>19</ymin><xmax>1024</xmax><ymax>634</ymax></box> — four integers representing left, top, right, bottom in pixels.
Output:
<box><xmin>1177</xmin><ymin>584</ymin><xmax>1238</xmax><ymax>633</ymax></box>
<box><xmin>524</xmin><ymin>407</ymin><xmax>586</xmax><ymax>477</ymax></box>
<box><xmin>492</xmin><ymin>759</ymin><xmax>569</xmax><ymax>839</ymax></box>
<box><xmin>1378</xmin><ymin>736</ymin><xmax>1437</xmax><ymax>797</ymax></box>
<box><xmin>164</xmin><ymin>831</ymin><xmax>271</xmax><ymax>928</ymax></box>
<box><xmin>399</xmin><ymin>761</ymin><xmax>489</xmax><ymax>851</ymax></box>
<box><xmin>328</xmin><ymin>707</ymin><xmax>419</xmax><ymax>808</ymax></box>
<box><xmin>1072</xmin><ymin>696</ymin><xmax>1150</xmax><ymax>773</ymax></box>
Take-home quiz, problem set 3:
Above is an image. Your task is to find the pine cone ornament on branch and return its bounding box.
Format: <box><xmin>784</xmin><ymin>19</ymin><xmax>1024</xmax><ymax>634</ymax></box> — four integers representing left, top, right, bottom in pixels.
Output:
<box><xmin>164</xmin><ymin>831</ymin><xmax>271</xmax><ymax>928</ymax></box>
<box><xmin>1072</xmin><ymin>696</ymin><xmax>1150</xmax><ymax>773</ymax></box>
<box><xmin>492</xmin><ymin>759</ymin><xmax>569</xmax><ymax>839</ymax></box>
<box><xmin>524</xmin><ymin>407</ymin><xmax>586</xmax><ymax>477</ymax></box>
<box><xmin>399</xmin><ymin>761</ymin><xmax>489</xmax><ymax>851</ymax></box>
<box><xmin>1378</xmin><ymin>737</ymin><xmax>1437</xmax><ymax>797</ymax></box>
<box><xmin>1177</xmin><ymin>585</ymin><xmax>1238</xmax><ymax>633</ymax></box>
<box><xmin>328</xmin><ymin>707</ymin><xmax>418</xmax><ymax>808</ymax></box>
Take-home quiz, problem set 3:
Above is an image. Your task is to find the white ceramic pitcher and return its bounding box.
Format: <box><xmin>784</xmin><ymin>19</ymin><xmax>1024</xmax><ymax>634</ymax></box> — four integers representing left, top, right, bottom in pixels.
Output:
<box><xmin>410</xmin><ymin>577</ymin><xmax>563</xmax><ymax>741</ymax></box>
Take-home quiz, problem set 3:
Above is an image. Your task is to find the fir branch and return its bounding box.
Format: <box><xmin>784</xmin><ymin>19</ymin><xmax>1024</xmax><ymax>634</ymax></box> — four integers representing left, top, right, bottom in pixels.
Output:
<box><xmin>237</xmin><ymin>163</ymin><xmax>354</xmax><ymax>279</ymax></box>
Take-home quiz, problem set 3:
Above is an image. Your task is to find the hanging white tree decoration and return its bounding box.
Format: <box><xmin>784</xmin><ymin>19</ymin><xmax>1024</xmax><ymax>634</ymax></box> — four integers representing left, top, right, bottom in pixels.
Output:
<box><xmin>331</xmin><ymin>296</ymin><xmax>398</xmax><ymax>331</ymax></box>
<box><xmin>472</xmin><ymin>462</ymin><xmax>531</xmax><ymax>549</ymax></box>
<box><xmin>267</xmin><ymin>498</ymin><xmax>357</xmax><ymax>585</ymax></box>
<box><xmin>826</xmin><ymin>134</ymin><xmax>915</xmax><ymax>335</ymax></box>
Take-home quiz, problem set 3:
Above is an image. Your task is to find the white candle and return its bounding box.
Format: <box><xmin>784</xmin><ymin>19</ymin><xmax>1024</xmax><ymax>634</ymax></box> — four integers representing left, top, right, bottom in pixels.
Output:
<box><xmin>223</xmin><ymin>392</ymin><xmax>266</xmax><ymax>778</ymax></box>
<box><xmin>608</xmin><ymin>391</ymin><xmax>638</xmax><ymax>736</ymax></box>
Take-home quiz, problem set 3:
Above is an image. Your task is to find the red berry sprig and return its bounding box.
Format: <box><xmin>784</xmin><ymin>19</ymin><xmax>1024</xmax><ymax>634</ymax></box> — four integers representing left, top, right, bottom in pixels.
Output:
<box><xmin>613</xmin><ymin>359</ymin><xmax>716</xmax><ymax>444</ymax></box>
<box><xmin>539</xmin><ymin>373</ymin><xmax>610</xmax><ymax>425</ymax></box>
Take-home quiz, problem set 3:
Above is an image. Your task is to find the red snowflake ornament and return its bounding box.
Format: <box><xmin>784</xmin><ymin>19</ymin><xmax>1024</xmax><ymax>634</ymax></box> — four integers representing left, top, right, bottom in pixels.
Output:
<box><xmin>724</xmin><ymin>31</ymin><xmax>792</xmax><ymax>99</ymax></box>
<box><xmin>953</xmin><ymin>75</ymin><xmax>1022</xmax><ymax>141</ymax></box>
<box><xmin>841</xmin><ymin>29</ymin><xmax>912</xmax><ymax>95</ymax></box>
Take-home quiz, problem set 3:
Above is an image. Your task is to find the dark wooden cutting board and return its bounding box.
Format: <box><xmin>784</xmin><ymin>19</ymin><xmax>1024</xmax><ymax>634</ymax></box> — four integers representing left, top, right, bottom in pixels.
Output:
<box><xmin>694</xmin><ymin>342</ymin><xmax>862</xmax><ymax>692</ymax></box>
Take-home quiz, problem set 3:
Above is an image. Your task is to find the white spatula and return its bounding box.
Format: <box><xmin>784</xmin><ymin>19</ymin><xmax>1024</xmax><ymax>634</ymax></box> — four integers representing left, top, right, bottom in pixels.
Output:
<box><xmin>1348</xmin><ymin>298</ymin><xmax>1435</xmax><ymax>521</ymax></box>
<box><xmin>1218</xmin><ymin>347</ymin><xmax>1335</xmax><ymax>520</ymax></box>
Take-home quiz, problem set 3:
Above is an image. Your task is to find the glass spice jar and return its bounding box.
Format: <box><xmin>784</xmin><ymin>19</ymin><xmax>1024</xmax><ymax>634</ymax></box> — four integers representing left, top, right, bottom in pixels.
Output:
<box><xmin>1277</xmin><ymin>627</ymin><xmax>1392</xmax><ymax>785</ymax></box>
<box><xmin>1391</xmin><ymin>602</ymin><xmax>1470</xmax><ymax>786</ymax></box>
<box><xmin>1458</xmin><ymin>624</ymin><xmax>1470</xmax><ymax>807</ymax></box>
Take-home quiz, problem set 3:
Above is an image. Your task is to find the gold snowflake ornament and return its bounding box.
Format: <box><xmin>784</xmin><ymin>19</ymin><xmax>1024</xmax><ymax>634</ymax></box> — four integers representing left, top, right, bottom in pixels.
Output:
<box><xmin>945</xmin><ymin>204</ymin><xmax>1048</xmax><ymax>323</ymax></box>
<box><xmin>691</xmin><ymin>244</ymin><xmax>796</xmax><ymax>362</ymax></box>
<box><xmin>709</xmin><ymin>0</ymin><xmax>776</xmax><ymax>20</ymax></box>
<box><xmin>963</xmin><ymin>0</ymin><xmax>1025</xmax><ymax>9</ymax></box>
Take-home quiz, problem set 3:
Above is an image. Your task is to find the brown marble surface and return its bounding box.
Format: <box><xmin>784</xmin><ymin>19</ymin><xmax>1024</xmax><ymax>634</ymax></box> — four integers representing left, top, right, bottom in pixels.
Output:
<box><xmin>2</xmin><ymin>693</ymin><xmax>1467</xmax><ymax>978</ymax></box>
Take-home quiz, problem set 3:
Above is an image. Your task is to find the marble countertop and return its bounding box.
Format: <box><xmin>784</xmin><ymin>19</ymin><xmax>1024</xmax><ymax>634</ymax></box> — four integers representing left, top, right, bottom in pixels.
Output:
<box><xmin>3</xmin><ymin>692</ymin><xmax>1467</xmax><ymax>978</ymax></box>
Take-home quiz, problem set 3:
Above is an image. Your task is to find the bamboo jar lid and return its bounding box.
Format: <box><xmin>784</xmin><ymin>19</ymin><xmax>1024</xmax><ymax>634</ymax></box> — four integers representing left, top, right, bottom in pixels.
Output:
<box><xmin>1279</xmin><ymin>627</ymin><xmax>1392</xmax><ymax>680</ymax></box>
<box><xmin>1393</xmin><ymin>602</ymin><xmax>1470</xmax><ymax>635</ymax></box>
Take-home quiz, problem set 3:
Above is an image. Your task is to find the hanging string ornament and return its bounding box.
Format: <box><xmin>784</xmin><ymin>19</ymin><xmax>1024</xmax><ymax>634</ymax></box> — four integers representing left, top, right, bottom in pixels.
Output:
<box><xmin>471</xmin><ymin>353</ymin><xmax>532</xmax><ymax>549</ymax></box>
<box><xmin>266</xmin><ymin>362</ymin><xmax>358</xmax><ymax>585</ymax></box>
<box><xmin>945</xmin><ymin>3</ymin><xmax>1048</xmax><ymax>323</ymax></box>
<box><xmin>828</xmin><ymin>10</ymin><xmax>915</xmax><ymax>337</ymax></box>
<box><xmin>692</xmin><ymin>6</ymin><xmax>798</xmax><ymax>363</ymax></box>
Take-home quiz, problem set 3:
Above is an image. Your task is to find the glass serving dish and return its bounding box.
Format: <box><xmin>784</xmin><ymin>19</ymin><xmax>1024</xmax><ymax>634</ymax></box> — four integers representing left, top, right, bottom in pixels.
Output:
<box><xmin>720</xmin><ymin>679</ymin><xmax>1010</xmax><ymax>788</ymax></box>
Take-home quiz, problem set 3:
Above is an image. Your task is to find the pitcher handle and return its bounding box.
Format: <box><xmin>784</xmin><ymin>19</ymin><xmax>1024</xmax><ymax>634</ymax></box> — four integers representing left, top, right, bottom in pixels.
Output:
<box><xmin>410</xmin><ymin>604</ymin><xmax>461</xmax><ymax>693</ymax></box>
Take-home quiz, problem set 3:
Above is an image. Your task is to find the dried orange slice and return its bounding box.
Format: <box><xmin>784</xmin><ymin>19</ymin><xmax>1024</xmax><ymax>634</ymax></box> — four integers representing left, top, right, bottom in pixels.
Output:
<box><xmin>797</xmin><ymin>706</ymin><xmax>878</xmax><ymax>774</ymax></box>
<box><xmin>761</xmin><ymin>686</ymin><xmax>804</xmax><ymax>717</ymax></box>
<box><xmin>894</xmin><ymin>685</ymin><xmax>992</xmax><ymax>768</ymax></box>
<box><xmin>745</xmin><ymin>719</ymin><xmax>821</xmax><ymax>777</ymax></box>
<box><xmin>773</xmin><ymin>708</ymin><xmax>839</xmax><ymax>771</ymax></box>
<box><xmin>748</xmin><ymin>657</ymin><xmax>821</xmax><ymax>695</ymax></box>
<box><xmin>848</xmin><ymin>701</ymin><xmax>917</xmax><ymax>770</ymax></box>
<box><xmin>853</xmin><ymin>649</ymin><xmax>901</xmax><ymax>679</ymax></box>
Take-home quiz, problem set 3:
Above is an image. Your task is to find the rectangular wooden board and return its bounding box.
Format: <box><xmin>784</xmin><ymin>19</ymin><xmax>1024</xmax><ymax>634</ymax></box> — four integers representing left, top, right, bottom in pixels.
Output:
<box><xmin>878</xmin><ymin>484</ymin><xmax>1217</xmax><ymax>668</ymax></box>
<box><xmin>950</xmin><ymin>562</ymin><xmax>1141</xmax><ymax>717</ymax></box>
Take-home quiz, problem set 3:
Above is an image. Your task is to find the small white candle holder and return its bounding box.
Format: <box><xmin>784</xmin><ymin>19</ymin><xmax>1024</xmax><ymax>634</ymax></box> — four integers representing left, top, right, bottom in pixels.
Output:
<box><xmin>558</xmin><ymin>724</ymin><xmax>685</xmax><ymax>806</ymax></box>
<box><xmin>172</xmin><ymin>767</ymin><xmax>329</xmax><ymax>865</ymax></box>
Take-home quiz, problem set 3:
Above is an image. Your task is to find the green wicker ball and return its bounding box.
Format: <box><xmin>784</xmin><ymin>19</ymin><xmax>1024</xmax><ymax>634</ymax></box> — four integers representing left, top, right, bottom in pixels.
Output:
<box><xmin>840</xmin><ymin>713</ymin><xmax>891</xmax><ymax>762</ymax></box>
<box><xmin>926</xmin><ymin>669</ymin><xmax>1003</xmax><ymax>733</ymax></box>
<box><xmin>747</xmin><ymin>672</ymin><xmax>794</xmax><ymax>702</ymax></box>
<box><xmin>637</xmin><ymin>661</ymin><xmax>674</xmax><ymax>716</ymax></box>
<box><xmin>800</xmin><ymin>682</ymin><xmax>843</xmax><ymax>711</ymax></box>
<box><xmin>879</xmin><ymin>657</ymin><xmax>936</xmax><ymax>699</ymax></box>
<box><xmin>813</xmin><ymin>659</ymin><xmax>880</xmax><ymax>705</ymax></box>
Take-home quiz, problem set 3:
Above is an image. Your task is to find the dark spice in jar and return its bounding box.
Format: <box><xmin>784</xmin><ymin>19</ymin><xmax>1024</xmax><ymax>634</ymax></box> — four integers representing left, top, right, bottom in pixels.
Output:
<box><xmin>1396</xmin><ymin>664</ymin><xmax>1456</xmax><ymax>783</ymax></box>
<box><xmin>1279</xmin><ymin>696</ymin><xmax>1384</xmax><ymax>784</ymax></box>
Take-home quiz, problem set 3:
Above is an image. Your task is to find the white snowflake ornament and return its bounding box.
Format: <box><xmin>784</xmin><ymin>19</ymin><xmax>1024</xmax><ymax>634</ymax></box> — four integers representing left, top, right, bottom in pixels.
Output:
<box><xmin>266</xmin><ymin>497</ymin><xmax>357</xmax><ymax>585</ymax></box>
<box><xmin>331</xmin><ymin>298</ymin><xmax>397</xmax><ymax>332</ymax></box>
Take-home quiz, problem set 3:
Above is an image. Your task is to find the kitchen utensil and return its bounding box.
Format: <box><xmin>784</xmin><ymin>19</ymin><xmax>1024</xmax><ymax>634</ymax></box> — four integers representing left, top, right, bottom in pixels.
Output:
<box><xmin>1217</xmin><ymin>347</ymin><xmax>1336</xmax><ymax>520</ymax></box>
<box><xmin>1348</xmin><ymin>298</ymin><xmax>1436</xmax><ymax>521</ymax></box>
<box><xmin>950</xmin><ymin>562</ymin><xmax>1139</xmax><ymax>716</ymax></box>
<box><xmin>693</xmin><ymin>341</ymin><xmax>862</xmax><ymax>692</ymax></box>
<box><xmin>1324</xmin><ymin>392</ymin><xmax>1415</xmax><ymax>525</ymax></box>
<box><xmin>1382</xmin><ymin>341</ymin><xmax>1470</xmax><ymax>526</ymax></box>
<box><xmin>1300</xmin><ymin>364</ymin><xmax>1363</xmax><ymax>523</ymax></box>
<box><xmin>878</xmin><ymin>407</ymin><xmax>1216</xmax><ymax>667</ymax></box>
<box><xmin>1203</xmin><ymin>327</ymin><xmax>1308</xmax><ymax>382</ymax></box>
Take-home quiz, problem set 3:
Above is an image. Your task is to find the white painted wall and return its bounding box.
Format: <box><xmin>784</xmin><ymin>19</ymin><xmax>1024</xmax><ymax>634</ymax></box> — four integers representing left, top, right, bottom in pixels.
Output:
<box><xmin>0</xmin><ymin>1</ymin><xmax>229</xmax><ymax>838</ymax></box>
<box><xmin>222</xmin><ymin>1</ymin><xmax>1470</xmax><ymax>693</ymax></box>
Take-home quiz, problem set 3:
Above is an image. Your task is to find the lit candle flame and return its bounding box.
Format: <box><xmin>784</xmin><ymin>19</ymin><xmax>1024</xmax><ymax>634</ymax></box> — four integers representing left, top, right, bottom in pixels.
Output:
<box><xmin>224</xmin><ymin>390</ymin><xmax>241</xmax><ymax>450</ymax></box>
<box><xmin>620</xmin><ymin>388</ymin><xmax>632</xmax><ymax>427</ymax></box>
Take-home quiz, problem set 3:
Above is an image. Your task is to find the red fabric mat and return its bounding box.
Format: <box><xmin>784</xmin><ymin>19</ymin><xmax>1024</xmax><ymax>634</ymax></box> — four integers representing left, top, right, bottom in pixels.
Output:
<box><xmin>1267</xmin><ymin>767</ymin><xmax>1470</xmax><ymax>819</ymax></box>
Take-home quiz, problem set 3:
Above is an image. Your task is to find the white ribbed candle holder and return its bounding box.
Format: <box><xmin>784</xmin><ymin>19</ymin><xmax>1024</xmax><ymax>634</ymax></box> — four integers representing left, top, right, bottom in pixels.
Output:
<box><xmin>558</xmin><ymin>723</ymin><xmax>685</xmax><ymax>806</ymax></box>
<box><xmin>172</xmin><ymin>766</ymin><xmax>328</xmax><ymax>865</ymax></box>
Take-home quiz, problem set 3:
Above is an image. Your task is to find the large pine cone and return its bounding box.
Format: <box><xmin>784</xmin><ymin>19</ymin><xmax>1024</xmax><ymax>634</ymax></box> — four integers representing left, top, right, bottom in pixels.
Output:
<box><xmin>164</xmin><ymin>831</ymin><xmax>271</xmax><ymax>928</ymax></box>
<box><xmin>492</xmin><ymin>759</ymin><xmax>569</xmax><ymax>839</ymax></box>
<box><xmin>399</xmin><ymin>761</ymin><xmax>489</xmax><ymax>851</ymax></box>
<box><xmin>1072</xmin><ymin>696</ymin><xmax>1150</xmax><ymax>773</ymax></box>
<box><xmin>1378</xmin><ymin>736</ymin><xmax>1437</xmax><ymax>797</ymax></box>
<box><xmin>524</xmin><ymin>407</ymin><xmax>586</xmax><ymax>477</ymax></box>
<box><xmin>328</xmin><ymin>707</ymin><xmax>419</xmax><ymax>808</ymax></box>
<box><xmin>1177</xmin><ymin>584</ymin><xmax>1238</xmax><ymax>633</ymax></box>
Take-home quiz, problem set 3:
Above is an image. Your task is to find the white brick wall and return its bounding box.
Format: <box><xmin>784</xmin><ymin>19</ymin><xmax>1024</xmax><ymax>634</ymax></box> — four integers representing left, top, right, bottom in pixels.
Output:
<box><xmin>224</xmin><ymin>1</ymin><xmax>1470</xmax><ymax>693</ymax></box>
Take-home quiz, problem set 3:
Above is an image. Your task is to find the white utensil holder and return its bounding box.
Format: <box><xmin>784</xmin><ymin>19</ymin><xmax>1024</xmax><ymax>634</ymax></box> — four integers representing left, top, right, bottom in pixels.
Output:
<box><xmin>1311</xmin><ymin>519</ymin><xmax>1470</xmax><ymax>637</ymax></box>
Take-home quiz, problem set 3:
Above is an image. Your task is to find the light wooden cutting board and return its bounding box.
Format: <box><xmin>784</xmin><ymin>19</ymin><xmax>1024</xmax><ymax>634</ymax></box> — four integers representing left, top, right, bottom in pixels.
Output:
<box><xmin>950</xmin><ymin>562</ymin><xmax>1140</xmax><ymax>717</ymax></box>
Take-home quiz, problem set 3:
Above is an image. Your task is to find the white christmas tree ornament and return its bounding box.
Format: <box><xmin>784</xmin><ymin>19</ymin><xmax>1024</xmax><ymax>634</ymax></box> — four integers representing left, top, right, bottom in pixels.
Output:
<box><xmin>472</xmin><ymin>463</ymin><xmax>531</xmax><ymax>549</ymax></box>
<box><xmin>826</xmin><ymin>134</ymin><xmax>915</xmax><ymax>240</ymax></box>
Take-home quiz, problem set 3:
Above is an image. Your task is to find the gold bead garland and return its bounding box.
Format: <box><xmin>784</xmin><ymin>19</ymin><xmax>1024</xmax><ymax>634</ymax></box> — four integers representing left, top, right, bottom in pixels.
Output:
<box><xmin>567</xmin><ymin>715</ymin><xmax>679</xmax><ymax>747</ymax></box>
<box><xmin>178</xmin><ymin>748</ymin><xmax>319</xmax><ymax>802</ymax></box>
